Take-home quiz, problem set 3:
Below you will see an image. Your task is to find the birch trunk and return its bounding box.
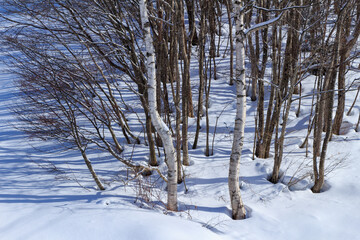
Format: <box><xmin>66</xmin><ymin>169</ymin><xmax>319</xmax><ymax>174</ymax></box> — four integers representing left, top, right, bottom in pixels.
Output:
<box><xmin>229</xmin><ymin>0</ymin><xmax>246</xmax><ymax>220</ymax></box>
<box><xmin>139</xmin><ymin>0</ymin><xmax>177</xmax><ymax>211</ymax></box>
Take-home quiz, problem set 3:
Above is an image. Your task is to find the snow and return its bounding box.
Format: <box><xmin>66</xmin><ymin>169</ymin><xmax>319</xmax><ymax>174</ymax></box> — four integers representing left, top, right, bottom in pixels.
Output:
<box><xmin>1</xmin><ymin>16</ymin><xmax>360</xmax><ymax>240</ymax></box>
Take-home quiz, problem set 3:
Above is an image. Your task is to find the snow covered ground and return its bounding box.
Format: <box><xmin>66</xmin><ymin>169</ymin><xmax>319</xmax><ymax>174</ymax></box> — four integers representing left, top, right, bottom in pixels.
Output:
<box><xmin>1</xmin><ymin>26</ymin><xmax>360</xmax><ymax>240</ymax></box>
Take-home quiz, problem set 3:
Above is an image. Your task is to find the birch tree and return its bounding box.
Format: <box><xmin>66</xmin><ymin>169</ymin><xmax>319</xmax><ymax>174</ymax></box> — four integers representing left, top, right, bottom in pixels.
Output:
<box><xmin>229</xmin><ymin>0</ymin><xmax>247</xmax><ymax>220</ymax></box>
<box><xmin>139</xmin><ymin>0</ymin><xmax>177</xmax><ymax>211</ymax></box>
<box><xmin>229</xmin><ymin>0</ymin><xmax>292</xmax><ymax>219</ymax></box>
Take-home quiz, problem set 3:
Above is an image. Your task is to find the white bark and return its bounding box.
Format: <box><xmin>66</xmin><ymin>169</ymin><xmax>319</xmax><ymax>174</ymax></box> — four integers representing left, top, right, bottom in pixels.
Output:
<box><xmin>228</xmin><ymin>0</ymin><xmax>246</xmax><ymax>220</ymax></box>
<box><xmin>139</xmin><ymin>0</ymin><xmax>178</xmax><ymax>211</ymax></box>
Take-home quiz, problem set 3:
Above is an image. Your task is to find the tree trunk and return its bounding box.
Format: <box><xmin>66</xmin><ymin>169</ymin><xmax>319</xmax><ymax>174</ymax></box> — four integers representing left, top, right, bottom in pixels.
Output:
<box><xmin>270</xmin><ymin>0</ymin><xmax>301</xmax><ymax>183</ymax></box>
<box><xmin>333</xmin><ymin>3</ymin><xmax>360</xmax><ymax>134</ymax></box>
<box><xmin>166</xmin><ymin>0</ymin><xmax>182</xmax><ymax>184</ymax></box>
<box><xmin>312</xmin><ymin>5</ymin><xmax>341</xmax><ymax>193</ymax></box>
<box><xmin>138</xmin><ymin>84</ymin><xmax>158</xmax><ymax>166</ymax></box>
<box><xmin>193</xmin><ymin>0</ymin><xmax>207</xmax><ymax>149</ymax></box>
<box><xmin>140</xmin><ymin>0</ymin><xmax>177</xmax><ymax>210</ymax></box>
<box><xmin>80</xmin><ymin>148</ymin><xmax>105</xmax><ymax>191</ymax></box>
<box><xmin>146</xmin><ymin>113</ymin><xmax>158</xmax><ymax>166</ymax></box>
<box><xmin>229</xmin><ymin>0</ymin><xmax>246</xmax><ymax>220</ymax></box>
<box><xmin>226</xmin><ymin>0</ymin><xmax>234</xmax><ymax>85</ymax></box>
<box><xmin>255</xmin><ymin>9</ymin><xmax>280</xmax><ymax>159</ymax></box>
<box><xmin>185</xmin><ymin>0</ymin><xmax>198</xmax><ymax>45</ymax></box>
<box><xmin>178</xmin><ymin>0</ymin><xmax>190</xmax><ymax>166</ymax></box>
<box><xmin>71</xmin><ymin>115</ymin><xmax>105</xmax><ymax>190</ymax></box>
<box><xmin>208</xmin><ymin>0</ymin><xmax>217</xmax><ymax>80</ymax></box>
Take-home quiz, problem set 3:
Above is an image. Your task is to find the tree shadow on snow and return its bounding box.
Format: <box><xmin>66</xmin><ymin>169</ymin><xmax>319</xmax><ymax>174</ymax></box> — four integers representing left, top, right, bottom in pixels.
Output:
<box><xmin>0</xmin><ymin>192</ymin><xmax>136</xmax><ymax>204</ymax></box>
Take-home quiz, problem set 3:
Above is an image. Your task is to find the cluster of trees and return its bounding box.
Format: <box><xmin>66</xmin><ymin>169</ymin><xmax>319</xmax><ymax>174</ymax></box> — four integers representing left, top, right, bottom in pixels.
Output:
<box><xmin>0</xmin><ymin>0</ymin><xmax>359</xmax><ymax>220</ymax></box>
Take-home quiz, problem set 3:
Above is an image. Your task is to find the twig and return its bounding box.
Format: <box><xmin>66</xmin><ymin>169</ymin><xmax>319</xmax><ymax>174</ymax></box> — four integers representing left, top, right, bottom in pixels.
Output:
<box><xmin>346</xmin><ymin>86</ymin><xmax>360</xmax><ymax>116</ymax></box>
<box><xmin>211</xmin><ymin>101</ymin><xmax>232</xmax><ymax>155</ymax></box>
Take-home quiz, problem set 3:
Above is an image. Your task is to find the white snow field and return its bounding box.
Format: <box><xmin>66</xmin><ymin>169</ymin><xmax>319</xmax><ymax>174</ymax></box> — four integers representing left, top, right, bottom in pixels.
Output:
<box><xmin>1</xmin><ymin>55</ymin><xmax>360</xmax><ymax>240</ymax></box>
<box><xmin>1</xmin><ymin>17</ymin><xmax>360</xmax><ymax>240</ymax></box>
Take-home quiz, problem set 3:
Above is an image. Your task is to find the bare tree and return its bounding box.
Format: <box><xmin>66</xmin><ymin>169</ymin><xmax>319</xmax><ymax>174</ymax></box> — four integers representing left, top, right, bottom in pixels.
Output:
<box><xmin>1</xmin><ymin>0</ymin><xmax>181</xmax><ymax>201</ymax></box>
<box><xmin>139</xmin><ymin>0</ymin><xmax>177</xmax><ymax>210</ymax></box>
<box><xmin>312</xmin><ymin>0</ymin><xmax>342</xmax><ymax>193</ymax></box>
<box><xmin>332</xmin><ymin>0</ymin><xmax>360</xmax><ymax>135</ymax></box>
<box><xmin>270</xmin><ymin>0</ymin><xmax>302</xmax><ymax>183</ymax></box>
<box><xmin>178</xmin><ymin>0</ymin><xmax>190</xmax><ymax>166</ymax></box>
<box><xmin>192</xmin><ymin>0</ymin><xmax>207</xmax><ymax>150</ymax></box>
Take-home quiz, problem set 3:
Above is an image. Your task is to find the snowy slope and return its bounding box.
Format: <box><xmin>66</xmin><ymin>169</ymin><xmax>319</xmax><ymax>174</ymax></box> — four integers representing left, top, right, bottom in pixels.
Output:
<box><xmin>0</xmin><ymin>65</ymin><xmax>222</xmax><ymax>240</ymax></box>
<box><xmin>1</xmin><ymin>22</ymin><xmax>360</xmax><ymax>240</ymax></box>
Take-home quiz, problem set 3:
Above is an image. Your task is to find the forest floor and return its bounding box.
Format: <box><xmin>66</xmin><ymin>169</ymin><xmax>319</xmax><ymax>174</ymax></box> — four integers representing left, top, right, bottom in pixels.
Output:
<box><xmin>1</xmin><ymin>30</ymin><xmax>360</xmax><ymax>240</ymax></box>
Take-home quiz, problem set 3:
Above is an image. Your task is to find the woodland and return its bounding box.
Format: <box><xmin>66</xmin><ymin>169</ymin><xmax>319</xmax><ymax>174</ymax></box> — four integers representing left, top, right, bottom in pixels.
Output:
<box><xmin>0</xmin><ymin>0</ymin><xmax>359</xmax><ymax>229</ymax></box>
